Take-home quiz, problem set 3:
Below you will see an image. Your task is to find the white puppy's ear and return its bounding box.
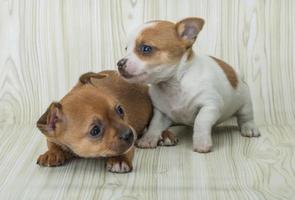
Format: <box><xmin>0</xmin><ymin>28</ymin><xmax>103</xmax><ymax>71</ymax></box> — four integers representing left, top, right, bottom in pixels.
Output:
<box><xmin>176</xmin><ymin>17</ymin><xmax>205</xmax><ymax>47</ymax></box>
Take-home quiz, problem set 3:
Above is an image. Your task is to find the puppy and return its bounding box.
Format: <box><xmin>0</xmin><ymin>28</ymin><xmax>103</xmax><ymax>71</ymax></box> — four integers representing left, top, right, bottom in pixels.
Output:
<box><xmin>117</xmin><ymin>17</ymin><xmax>260</xmax><ymax>153</ymax></box>
<box><xmin>36</xmin><ymin>70</ymin><xmax>152</xmax><ymax>173</ymax></box>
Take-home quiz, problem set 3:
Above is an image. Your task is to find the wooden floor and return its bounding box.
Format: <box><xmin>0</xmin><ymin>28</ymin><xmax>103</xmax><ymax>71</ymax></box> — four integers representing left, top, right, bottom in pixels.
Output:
<box><xmin>0</xmin><ymin>124</ymin><xmax>294</xmax><ymax>199</ymax></box>
<box><xmin>1</xmin><ymin>0</ymin><xmax>295</xmax><ymax>199</ymax></box>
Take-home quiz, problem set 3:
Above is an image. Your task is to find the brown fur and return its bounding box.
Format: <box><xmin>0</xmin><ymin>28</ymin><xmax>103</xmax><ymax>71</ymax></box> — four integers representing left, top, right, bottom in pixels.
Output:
<box><xmin>176</xmin><ymin>17</ymin><xmax>204</xmax><ymax>48</ymax></box>
<box><xmin>37</xmin><ymin>141</ymin><xmax>74</xmax><ymax>166</ymax></box>
<box><xmin>133</xmin><ymin>18</ymin><xmax>205</xmax><ymax>66</ymax></box>
<box><xmin>36</xmin><ymin>70</ymin><xmax>153</xmax><ymax>172</ymax></box>
<box><xmin>158</xmin><ymin>130</ymin><xmax>179</xmax><ymax>146</ymax></box>
<box><xmin>134</xmin><ymin>21</ymin><xmax>187</xmax><ymax>66</ymax></box>
<box><xmin>106</xmin><ymin>147</ymin><xmax>134</xmax><ymax>172</ymax></box>
<box><xmin>210</xmin><ymin>56</ymin><xmax>239</xmax><ymax>88</ymax></box>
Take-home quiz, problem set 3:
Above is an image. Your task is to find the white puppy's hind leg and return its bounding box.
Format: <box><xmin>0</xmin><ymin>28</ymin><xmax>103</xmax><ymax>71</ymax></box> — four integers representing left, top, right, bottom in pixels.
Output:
<box><xmin>136</xmin><ymin>108</ymin><xmax>172</xmax><ymax>148</ymax></box>
<box><xmin>237</xmin><ymin>97</ymin><xmax>260</xmax><ymax>137</ymax></box>
<box><xmin>193</xmin><ymin>106</ymin><xmax>221</xmax><ymax>153</ymax></box>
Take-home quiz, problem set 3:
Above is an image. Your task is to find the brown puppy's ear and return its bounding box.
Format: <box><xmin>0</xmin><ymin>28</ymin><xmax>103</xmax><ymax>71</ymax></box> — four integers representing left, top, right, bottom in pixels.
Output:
<box><xmin>79</xmin><ymin>72</ymin><xmax>108</xmax><ymax>85</ymax></box>
<box><xmin>176</xmin><ymin>17</ymin><xmax>205</xmax><ymax>47</ymax></box>
<box><xmin>37</xmin><ymin>102</ymin><xmax>63</xmax><ymax>135</ymax></box>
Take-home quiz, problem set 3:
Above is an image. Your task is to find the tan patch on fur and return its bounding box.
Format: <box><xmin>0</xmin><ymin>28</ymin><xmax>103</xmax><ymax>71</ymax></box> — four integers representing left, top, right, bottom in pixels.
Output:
<box><xmin>134</xmin><ymin>22</ymin><xmax>187</xmax><ymax>66</ymax></box>
<box><xmin>175</xmin><ymin>18</ymin><xmax>204</xmax><ymax>61</ymax></box>
<box><xmin>176</xmin><ymin>18</ymin><xmax>204</xmax><ymax>36</ymax></box>
<box><xmin>133</xmin><ymin>18</ymin><xmax>205</xmax><ymax>66</ymax></box>
<box><xmin>210</xmin><ymin>56</ymin><xmax>238</xmax><ymax>88</ymax></box>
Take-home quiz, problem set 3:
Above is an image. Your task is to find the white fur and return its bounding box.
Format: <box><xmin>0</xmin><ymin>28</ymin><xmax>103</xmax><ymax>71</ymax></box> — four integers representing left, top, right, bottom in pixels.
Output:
<box><xmin>123</xmin><ymin>22</ymin><xmax>178</xmax><ymax>84</ymax></box>
<box><xmin>122</xmin><ymin>22</ymin><xmax>260</xmax><ymax>153</ymax></box>
<box><xmin>123</xmin><ymin>23</ymin><xmax>156</xmax><ymax>82</ymax></box>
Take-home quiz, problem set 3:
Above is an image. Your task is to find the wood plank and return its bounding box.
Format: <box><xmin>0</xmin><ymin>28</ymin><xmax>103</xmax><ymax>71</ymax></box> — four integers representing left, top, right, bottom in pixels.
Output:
<box><xmin>0</xmin><ymin>0</ymin><xmax>295</xmax><ymax>125</ymax></box>
<box><xmin>0</xmin><ymin>0</ymin><xmax>295</xmax><ymax>199</ymax></box>
<box><xmin>0</xmin><ymin>125</ymin><xmax>295</xmax><ymax>199</ymax></box>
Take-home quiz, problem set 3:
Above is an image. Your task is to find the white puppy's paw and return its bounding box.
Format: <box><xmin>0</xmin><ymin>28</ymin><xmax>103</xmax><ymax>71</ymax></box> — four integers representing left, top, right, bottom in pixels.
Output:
<box><xmin>106</xmin><ymin>158</ymin><xmax>132</xmax><ymax>173</ymax></box>
<box><xmin>193</xmin><ymin>137</ymin><xmax>213</xmax><ymax>153</ymax></box>
<box><xmin>158</xmin><ymin>130</ymin><xmax>179</xmax><ymax>146</ymax></box>
<box><xmin>136</xmin><ymin>134</ymin><xmax>159</xmax><ymax>148</ymax></box>
<box><xmin>240</xmin><ymin>122</ymin><xmax>261</xmax><ymax>137</ymax></box>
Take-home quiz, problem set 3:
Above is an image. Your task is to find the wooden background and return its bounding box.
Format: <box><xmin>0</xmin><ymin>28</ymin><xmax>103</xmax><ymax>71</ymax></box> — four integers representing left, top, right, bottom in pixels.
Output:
<box><xmin>0</xmin><ymin>0</ymin><xmax>295</xmax><ymax>199</ymax></box>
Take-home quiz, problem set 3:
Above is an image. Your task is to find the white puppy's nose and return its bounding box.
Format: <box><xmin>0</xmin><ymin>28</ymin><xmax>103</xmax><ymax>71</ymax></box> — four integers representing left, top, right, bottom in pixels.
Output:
<box><xmin>117</xmin><ymin>58</ymin><xmax>134</xmax><ymax>78</ymax></box>
<box><xmin>117</xmin><ymin>58</ymin><xmax>127</xmax><ymax>70</ymax></box>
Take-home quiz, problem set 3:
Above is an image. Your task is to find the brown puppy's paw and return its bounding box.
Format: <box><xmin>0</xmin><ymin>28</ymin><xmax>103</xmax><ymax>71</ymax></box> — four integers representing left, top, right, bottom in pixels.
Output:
<box><xmin>158</xmin><ymin>130</ymin><xmax>179</xmax><ymax>146</ymax></box>
<box><xmin>106</xmin><ymin>157</ymin><xmax>133</xmax><ymax>173</ymax></box>
<box><xmin>135</xmin><ymin>135</ymin><xmax>159</xmax><ymax>148</ymax></box>
<box><xmin>37</xmin><ymin>150</ymin><xmax>68</xmax><ymax>167</ymax></box>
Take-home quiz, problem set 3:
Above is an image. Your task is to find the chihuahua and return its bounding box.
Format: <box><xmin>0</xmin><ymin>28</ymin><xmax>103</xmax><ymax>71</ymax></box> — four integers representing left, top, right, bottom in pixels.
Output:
<box><xmin>36</xmin><ymin>70</ymin><xmax>153</xmax><ymax>173</ymax></box>
<box><xmin>117</xmin><ymin>17</ymin><xmax>260</xmax><ymax>153</ymax></box>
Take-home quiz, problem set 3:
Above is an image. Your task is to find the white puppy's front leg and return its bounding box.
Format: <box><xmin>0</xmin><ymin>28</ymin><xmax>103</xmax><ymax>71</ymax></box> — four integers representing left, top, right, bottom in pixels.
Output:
<box><xmin>136</xmin><ymin>108</ymin><xmax>172</xmax><ymax>148</ymax></box>
<box><xmin>193</xmin><ymin>106</ymin><xmax>220</xmax><ymax>153</ymax></box>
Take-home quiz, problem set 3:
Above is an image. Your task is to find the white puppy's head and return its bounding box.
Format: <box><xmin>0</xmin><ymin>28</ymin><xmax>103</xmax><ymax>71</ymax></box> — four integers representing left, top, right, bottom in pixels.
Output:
<box><xmin>117</xmin><ymin>17</ymin><xmax>205</xmax><ymax>84</ymax></box>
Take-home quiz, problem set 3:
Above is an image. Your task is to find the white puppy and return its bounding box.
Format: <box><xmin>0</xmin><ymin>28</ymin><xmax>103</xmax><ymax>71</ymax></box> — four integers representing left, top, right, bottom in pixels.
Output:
<box><xmin>117</xmin><ymin>17</ymin><xmax>260</xmax><ymax>153</ymax></box>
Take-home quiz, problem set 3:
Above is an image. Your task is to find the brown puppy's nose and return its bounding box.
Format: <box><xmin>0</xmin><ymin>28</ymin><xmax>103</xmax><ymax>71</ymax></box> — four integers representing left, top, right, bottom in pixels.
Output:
<box><xmin>119</xmin><ymin>128</ymin><xmax>134</xmax><ymax>143</ymax></box>
<box><xmin>117</xmin><ymin>58</ymin><xmax>127</xmax><ymax>70</ymax></box>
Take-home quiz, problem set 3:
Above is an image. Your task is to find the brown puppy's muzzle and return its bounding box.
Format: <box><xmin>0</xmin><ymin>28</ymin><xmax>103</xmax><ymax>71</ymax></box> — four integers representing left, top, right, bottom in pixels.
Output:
<box><xmin>119</xmin><ymin>128</ymin><xmax>134</xmax><ymax>144</ymax></box>
<box><xmin>106</xmin><ymin>126</ymin><xmax>135</xmax><ymax>156</ymax></box>
<box><xmin>117</xmin><ymin>58</ymin><xmax>133</xmax><ymax>79</ymax></box>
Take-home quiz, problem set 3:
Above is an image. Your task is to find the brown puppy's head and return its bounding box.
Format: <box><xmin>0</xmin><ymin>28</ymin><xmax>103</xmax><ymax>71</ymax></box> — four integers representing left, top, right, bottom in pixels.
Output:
<box><xmin>117</xmin><ymin>17</ymin><xmax>205</xmax><ymax>84</ymax></box>
<box><xmin>37</xmin><ymin>84</ymin><xmax>135</xmax><ymax>158</ymax></box>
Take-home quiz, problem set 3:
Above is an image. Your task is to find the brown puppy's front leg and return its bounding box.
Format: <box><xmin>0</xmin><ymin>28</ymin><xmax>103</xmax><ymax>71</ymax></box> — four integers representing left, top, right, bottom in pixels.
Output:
<box><xmin>37</xmin><ymin>140</ymin><xmax>74</xmax><ymax>167</ymax></box>
<box><xmin>106</xmin><ymin>147</ymin><xmax>134</xmax><ymax>173</ymax></box>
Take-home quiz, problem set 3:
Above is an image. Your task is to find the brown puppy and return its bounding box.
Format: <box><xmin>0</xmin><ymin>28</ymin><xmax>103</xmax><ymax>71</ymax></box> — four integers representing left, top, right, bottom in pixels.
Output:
<box><xmin>36</xmin><ymin>70</ymin><xmax>153</xmax><ymax>173</ymax></box>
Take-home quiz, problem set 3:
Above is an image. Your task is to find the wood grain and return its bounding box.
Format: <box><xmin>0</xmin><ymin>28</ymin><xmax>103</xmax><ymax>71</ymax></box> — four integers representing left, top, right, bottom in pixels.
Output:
<box><xmin>0</xmin><ymin>0</ymin><xmax>294</xmax><ymax>126</ymax></box>
<box><xmin>0</xmin><ymin>125</ymin><xmax>295</xmax><ymax>199</ymax></box>
<box><xmin>0</xmin><ymin>0</ymin><xmax>295</xmax><ymax>199</ymax></box>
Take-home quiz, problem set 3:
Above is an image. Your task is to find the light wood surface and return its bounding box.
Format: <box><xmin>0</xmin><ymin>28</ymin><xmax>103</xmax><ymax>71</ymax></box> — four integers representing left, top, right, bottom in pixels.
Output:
<box><xmin>0</xmin><ymin>0</ymin><xmax>295</xmax><ymax>199</ymax></box>
<box><xmin>0</xmin><ymin>125</ymin><xmax>295</xmax><ymax>199</ymax></box>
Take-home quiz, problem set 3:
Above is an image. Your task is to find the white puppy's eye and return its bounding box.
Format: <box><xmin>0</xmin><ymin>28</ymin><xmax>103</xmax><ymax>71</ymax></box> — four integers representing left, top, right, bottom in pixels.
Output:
<box><xmin>140</xmin><ymin>44</ymin><xmax>153</xmax><ymax>54</ymax></box>
<box><xmin>125</xmin><ymin>47</ymin><xmax>127</xmax><ymax>51</ymax></box>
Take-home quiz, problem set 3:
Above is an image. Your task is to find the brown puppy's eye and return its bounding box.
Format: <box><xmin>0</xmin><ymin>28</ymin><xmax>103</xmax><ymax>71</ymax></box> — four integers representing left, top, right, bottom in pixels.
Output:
<box><xmin>115</xmin><ymin>105</ymin><xmax>124</xmax><ymax>117</ymax></box>
<box><xmin>90</xmin><ymin>125</ymin><xmax>102</xmax><ymax>137</ymax></box>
